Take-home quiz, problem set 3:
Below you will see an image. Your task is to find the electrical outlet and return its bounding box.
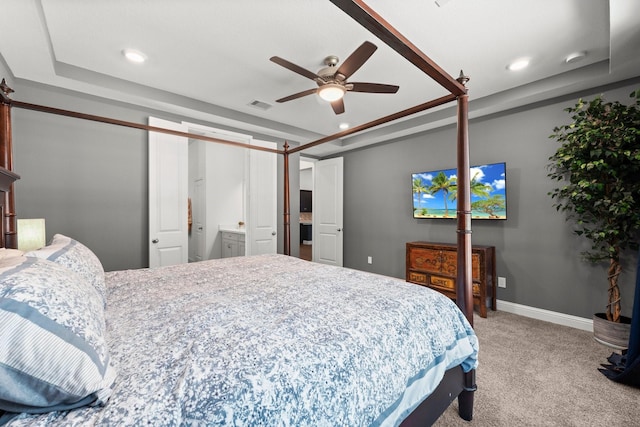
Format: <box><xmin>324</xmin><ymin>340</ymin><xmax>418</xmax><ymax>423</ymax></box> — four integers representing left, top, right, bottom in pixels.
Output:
<box><xmin>498</xmin><ymin>277</ymin><xmax>507</xmax><ymax>288</ymax></box>
<box><xmin>367</xmin><ymin>256</ymin><xmax>372</xmax><ymax>264</ymax></box>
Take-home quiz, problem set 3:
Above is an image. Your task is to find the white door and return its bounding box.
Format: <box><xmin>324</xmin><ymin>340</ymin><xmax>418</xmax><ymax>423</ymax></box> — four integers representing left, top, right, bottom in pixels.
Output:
<box><xmin>248</xmin><ymin>140</ymin><xmax>278</xmax><ymax>255</ymax></box>
<box><xmin>148</xmin><ymin>117</ymin><xmax>189</xmax><ymax>267</ymax></box>
<box><xmin>313</xmin><ymin>157</ymin><xmax>343</xmax><ymax>266</ymax></box>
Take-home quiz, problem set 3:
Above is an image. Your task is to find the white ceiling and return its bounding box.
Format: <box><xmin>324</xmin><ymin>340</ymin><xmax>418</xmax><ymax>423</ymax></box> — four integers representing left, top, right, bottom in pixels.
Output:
<box><xmin>1</xmin><ymin>0</ymin><xmax>639</xmax><ymax>157</ymax></box>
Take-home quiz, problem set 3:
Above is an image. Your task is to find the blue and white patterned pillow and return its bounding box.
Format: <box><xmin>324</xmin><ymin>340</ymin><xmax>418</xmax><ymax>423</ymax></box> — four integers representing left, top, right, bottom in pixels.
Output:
<box><xmin>0</xmin><ymin>256</ymin><xmax>116</xmax><ymax>414</ymax></box>
<box><xmin>26</xmin><ymin>234</ymin><xmax>106</xmax><ymax>307</ymax></box>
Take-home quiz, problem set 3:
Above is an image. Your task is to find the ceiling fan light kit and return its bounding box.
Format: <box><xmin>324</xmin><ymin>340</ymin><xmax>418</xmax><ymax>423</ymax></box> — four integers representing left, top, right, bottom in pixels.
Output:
<box><xmin>318</xmin><ymin>83</ymin><xmax>346</xmax><ymax>102</ymax></box>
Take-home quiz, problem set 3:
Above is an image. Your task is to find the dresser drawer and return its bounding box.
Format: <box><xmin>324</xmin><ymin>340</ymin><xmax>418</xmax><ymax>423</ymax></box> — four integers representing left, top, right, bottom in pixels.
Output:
<box><xmin>408</xmin><ymin>247</ymin><xmax>458</xmax><ymax>276</ymax></box>
<box><xmin>408</xmin><ymin>271</ymin><xmax>427</xmax><ymax>284</ymax></box>
<box><xmin>221</xmin><ymin>231</ymin><xmax>245</xmax><ymax>242</ymax></box>
<box><xmin>408</xmin><ymin>247</ymin><xmax>481</xmax><ymax>280</ymax></box>
<box><xmin>430</xmin><ymin>275</ymin><xmax>454</xmax><ymax>290</ymax></box>
<box><xmin>408</xmin><ymin>248</ymin><xmax>442</xmax><ymax>273</ymax></box>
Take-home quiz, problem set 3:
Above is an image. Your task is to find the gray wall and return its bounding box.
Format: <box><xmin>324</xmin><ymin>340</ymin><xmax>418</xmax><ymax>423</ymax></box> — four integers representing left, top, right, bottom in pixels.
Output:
<box><xmin>6</xmin><ymin>70</ymin><xmax>639</xmax><ymax>319</ymax></box>
<box><xmin>341</xmin><ymin>79</ymin><xmax>640</xmax><ymax>319</ymax></box>
<box><xmin>9</xmin><ymin>79</ymin><xmax>294</xmax><ymax>270</ymax></box>
<box><xmin>12</xmin><ymin>85</ymin><xmax>148</xmax><ymax>271</ymax></box>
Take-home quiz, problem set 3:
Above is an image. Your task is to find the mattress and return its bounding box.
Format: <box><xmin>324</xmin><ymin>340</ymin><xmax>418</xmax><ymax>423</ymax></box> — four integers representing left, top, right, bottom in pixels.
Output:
<box><xmin>6</xmin><ymin>254</ymin><xmax>478</xmax><ymax>426</ymax></box>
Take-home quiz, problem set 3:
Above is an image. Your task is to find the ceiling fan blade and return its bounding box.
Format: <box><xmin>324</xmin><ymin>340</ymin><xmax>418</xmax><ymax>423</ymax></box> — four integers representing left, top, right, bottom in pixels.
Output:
<box><xmin>349</xmin><ymin>82</ymin><xmax>400</xmax><ymax>94</ymax></box>
<box><xmin>275</xmin><ymin>88</ymin><xmax>317</xmax><ymax>103</ymax></box>
<box><xmin>270</xmin><ymin>56</ymin><xmax>323</xmax><ymax>82</ymax></box>
<box><xmin>331</xmin><ymin>98</ymin><xmax>345</xmax><ymax>115</ymax></box>
<box><xmin>335</xmin><ymin>41</ymin><xmax>377</xmax><ymax>80</ymax></box>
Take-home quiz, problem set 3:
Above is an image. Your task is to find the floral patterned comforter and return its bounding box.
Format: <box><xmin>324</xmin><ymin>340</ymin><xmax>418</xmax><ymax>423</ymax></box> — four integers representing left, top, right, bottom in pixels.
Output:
<box><xmin>8</xmin><ymin>254</ymin><xmax>478</xmax><ymax>426</ymax></box>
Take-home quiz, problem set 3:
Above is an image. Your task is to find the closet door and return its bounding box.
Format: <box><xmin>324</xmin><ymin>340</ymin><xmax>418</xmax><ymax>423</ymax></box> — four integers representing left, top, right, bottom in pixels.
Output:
<box><xmin>248</xmin><ymin>140</ymin><xmax>277</xmax><ymax>255</ymax></box>
<box><xmin>148</xmin><ymin>117</ymin><xmax>189</xmax><ymax>267</ymax></box>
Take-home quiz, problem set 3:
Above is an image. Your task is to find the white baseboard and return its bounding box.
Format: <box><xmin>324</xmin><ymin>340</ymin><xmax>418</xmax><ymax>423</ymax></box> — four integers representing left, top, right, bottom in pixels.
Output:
<box><xmin>496</xmin><ymin>300</ymin><xmax>593</xmax><ymax>332</ymax></box>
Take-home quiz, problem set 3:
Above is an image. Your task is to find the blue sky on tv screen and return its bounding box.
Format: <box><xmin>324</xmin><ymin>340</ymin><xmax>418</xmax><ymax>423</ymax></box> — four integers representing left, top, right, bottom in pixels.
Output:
<box><xmin>412</xmin><ymin>163</ymin><xmax>506</xmax><ymax>210</ymax></box>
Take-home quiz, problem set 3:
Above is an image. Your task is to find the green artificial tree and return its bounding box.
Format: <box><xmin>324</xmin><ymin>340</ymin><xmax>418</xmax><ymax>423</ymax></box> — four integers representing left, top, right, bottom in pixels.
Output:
<box><xmin>548</xmin><ymin>89</ymin><xmax>640</xmax><ymax>323</ymax></box>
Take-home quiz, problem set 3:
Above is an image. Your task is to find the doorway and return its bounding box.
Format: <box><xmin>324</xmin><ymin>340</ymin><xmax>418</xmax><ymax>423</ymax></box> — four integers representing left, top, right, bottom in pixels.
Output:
<box><xmin>184</xmin><ymin>122</ymin><xmax>277</xmax><ymax>262</ymax></box>
<box><xmin>299</xmin><ymin>158</ymin><xmax>314</xmax><ymax>261</ymax></box>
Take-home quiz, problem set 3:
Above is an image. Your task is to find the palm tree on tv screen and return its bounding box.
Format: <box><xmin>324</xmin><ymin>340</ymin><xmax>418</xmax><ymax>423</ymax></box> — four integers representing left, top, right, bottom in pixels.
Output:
<box><xmin>428</xmin><ymin>171</ymin><xmax>454</xmax><ymax>217</ymax></box>
<box><xmin>412</xmin><ymin>178</ymin><xmax>428</xmax><ymax>210</ymax></box>
<box><xmin>449</xmin><ymin>172</ymin><xmax>492</xmax><ymax>202</ymax></box>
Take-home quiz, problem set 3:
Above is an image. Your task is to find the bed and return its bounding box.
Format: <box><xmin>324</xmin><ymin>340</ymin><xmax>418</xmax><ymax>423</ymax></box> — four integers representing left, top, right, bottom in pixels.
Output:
<box><xmin>0</xmin><ymin>241</ymin><xmax>477</xmax><ymax>426</ymax></box>
<box><xmin>0</xmin><ymin>0</ymin><xmax>479</xmax><ymax>424</ymax></box>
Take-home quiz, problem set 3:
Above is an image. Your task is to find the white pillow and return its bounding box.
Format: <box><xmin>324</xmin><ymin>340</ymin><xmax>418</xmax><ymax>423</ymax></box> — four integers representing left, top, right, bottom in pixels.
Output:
<box><xmin>26</xmin><ymin>234</ymin><xmax>106</xmax><ymax>307</ymax></box>
<box><xmin>0</xmin><ymin>248</ymin><xmax>24</xmax><ymax>260</ymax></box>
<box><xmin>0</xmin><ymin>256</ymin><xmax>116</xmax><ymax>414</ymax></box>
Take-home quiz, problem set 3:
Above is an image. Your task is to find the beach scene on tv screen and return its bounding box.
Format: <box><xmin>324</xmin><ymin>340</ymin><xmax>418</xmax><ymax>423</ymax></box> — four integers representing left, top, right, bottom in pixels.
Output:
<box><xmin>412</xmin><ymin>163</ymin><xmax>507</xmax><ymax>219</ymax></box>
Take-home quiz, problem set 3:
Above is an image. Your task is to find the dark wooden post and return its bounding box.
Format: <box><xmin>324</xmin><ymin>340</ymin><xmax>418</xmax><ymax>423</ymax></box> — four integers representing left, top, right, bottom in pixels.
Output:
<box><xmin>283</xmin><ymin>142</ymin><xmax>291</xmax><ymax>256</ymax></box>
<box><xmin>0</xmin><ymin>79</ymin><xmax>18</xmax><ymax>249</ymax></box>
<box><xmin>454</xmin><ymin>71</ymin><xmax>476</xmax><ymax>422</ymax></box>
<box><xmin>455</xmin><ymin>71</ymin><xmax>473</xmax><ymax>326</ymax></box>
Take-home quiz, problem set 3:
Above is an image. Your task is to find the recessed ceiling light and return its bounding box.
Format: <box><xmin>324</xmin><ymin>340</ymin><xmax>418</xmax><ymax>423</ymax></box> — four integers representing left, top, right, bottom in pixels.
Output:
<box><xmin>506</xmin><ymin>58</ymin><xmax>530</xmax><ymax>71</ymax></box>
<box><xmin>122</xmin><ymin>49</ymin><xmax>147</xmax><ymax>64</ymax></box>
<box><xmin>339</xmin><ymin>123</ymin><xmax>349</xmax><ymax>130</ymax></box>
<box><xmin>565</xmin><ymin>51</ymin><xmax>587</xmax><ymax>64</ymax></box>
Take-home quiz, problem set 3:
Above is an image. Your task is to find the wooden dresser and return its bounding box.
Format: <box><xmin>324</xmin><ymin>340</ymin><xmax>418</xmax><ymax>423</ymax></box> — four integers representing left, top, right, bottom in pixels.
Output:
<box><xmin>406</xmin><ymin>241</ymin><xmax>496</xmax><ymax>318</ymax></box>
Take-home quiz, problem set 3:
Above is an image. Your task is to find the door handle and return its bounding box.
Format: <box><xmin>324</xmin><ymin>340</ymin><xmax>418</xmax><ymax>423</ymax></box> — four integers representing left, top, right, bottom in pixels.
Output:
<box><xmin>337</xmin><ymin>228</ymin><xmax>342</xmax><ymax>232</ymax></box>
<box><xmin>272</xmin><ymin>231</ymin><xmax>277</xmax><ymax>236</ymax></box>
<box><xmin>152</xmin><ymin>239</ymin><xmax>159</xmax><ymax>244</ymax></box>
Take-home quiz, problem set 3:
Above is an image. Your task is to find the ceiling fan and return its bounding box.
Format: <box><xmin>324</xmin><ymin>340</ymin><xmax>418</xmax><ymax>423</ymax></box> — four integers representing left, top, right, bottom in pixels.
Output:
<box><xmin>270</xmin><ymin>41</ymin><xmax>399</xmax><ymax>115</ymax></box>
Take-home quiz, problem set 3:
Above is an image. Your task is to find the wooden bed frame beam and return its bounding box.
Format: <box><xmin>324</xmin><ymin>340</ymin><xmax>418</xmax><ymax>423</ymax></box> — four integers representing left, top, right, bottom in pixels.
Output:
<box><xmin>289</xmin><ymin>93</ymin><xmax>457</xmax><ymax>154</ymax></box>
<box><xmin>9</xmin><ymin>99</ymin><xmax>283</xmax><ymax>155</ymax></box>
<box><xmin>329</xmin><ymin>0</ymin><xmax>467</xmax><ymax>97</ymax></box>
<box><xmin>330</xmin><ymin>0</ymin><xmax>473</xmax><ymax>328</ymax></box>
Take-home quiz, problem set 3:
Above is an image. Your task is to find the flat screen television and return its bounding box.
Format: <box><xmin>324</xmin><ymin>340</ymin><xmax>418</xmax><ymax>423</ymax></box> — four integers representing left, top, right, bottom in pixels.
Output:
<box><xmin>412</xmin><ymin>162</ymin><xmax>507</xmax><ymax>220</ymax></box>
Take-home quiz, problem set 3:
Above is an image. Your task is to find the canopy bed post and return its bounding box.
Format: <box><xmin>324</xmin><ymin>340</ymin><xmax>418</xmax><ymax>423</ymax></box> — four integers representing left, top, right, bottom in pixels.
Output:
<box><xmin>454</xmin><ymin>71</ymin><xmax>476</xmax><ymax>422</ymax></box>
<box><xmin>283</xmin><ymin>142</ymin><xmax>291</xmax><ymax>256</ymax></box>
<box><xmin>0</xmin><ymin>79</ymin><xmax>18</xmax><ymax>249</ymax></box>
<box><xmin>455</xmin><ymin>71</ymin><xmax>473</xmax><ymax>326</ymax></box>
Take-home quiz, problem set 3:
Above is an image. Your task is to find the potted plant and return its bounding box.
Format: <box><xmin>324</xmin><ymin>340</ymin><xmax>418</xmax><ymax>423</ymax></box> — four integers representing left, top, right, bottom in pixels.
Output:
<box><xmin>548</xmin><ymin>89</ymin><xmax>640</xmax><ymax>348</ymax></box>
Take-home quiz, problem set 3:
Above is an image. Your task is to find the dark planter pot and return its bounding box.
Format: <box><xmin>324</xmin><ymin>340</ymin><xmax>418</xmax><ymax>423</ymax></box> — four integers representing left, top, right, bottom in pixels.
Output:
<box><xmin>593</xmin><ymin>313</ymin><xmax>632</xmax><ymax>350</ymax></box>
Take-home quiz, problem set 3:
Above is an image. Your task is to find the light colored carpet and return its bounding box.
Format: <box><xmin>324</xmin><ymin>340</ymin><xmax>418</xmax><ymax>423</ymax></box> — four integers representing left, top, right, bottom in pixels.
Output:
<box><xmin>434</xmin><ymin>310</ymin><xmax>640</xmax><ymax>426</ymax></box>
